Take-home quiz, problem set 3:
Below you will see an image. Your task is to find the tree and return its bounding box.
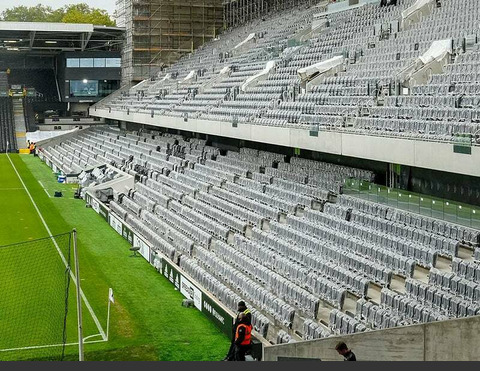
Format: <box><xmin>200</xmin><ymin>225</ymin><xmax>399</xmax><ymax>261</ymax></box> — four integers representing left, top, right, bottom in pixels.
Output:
<box><xmin>0</xmin><ymin>3</ymin><xmax>115</xmax><ymax>26</ymax></box>
<box><xmin>0</xmin><ymin>4</ymin><xmax>62</xmax><ymax>23</ymax></box>
<box><xmin>61</xmin><ymin>6</ymin><xmax>116</xmax><ymax>27</ymax></box>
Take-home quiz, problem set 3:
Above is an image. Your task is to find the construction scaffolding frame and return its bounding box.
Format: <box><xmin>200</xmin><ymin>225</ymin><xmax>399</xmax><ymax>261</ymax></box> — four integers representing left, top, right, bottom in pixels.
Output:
<box><xmin>222</xmin><ymin>0</ymin><xmax>317</xmax><ymax>29</ymax></box>
<box><xmin>116</xmin><ymin>0</ymin><xmax>224</xmax><ymax>82</ymax></box>
<box><xmin>115</xmin><ymin>0</ymin><xmax>320</xmax><ymax>82</ymax></box>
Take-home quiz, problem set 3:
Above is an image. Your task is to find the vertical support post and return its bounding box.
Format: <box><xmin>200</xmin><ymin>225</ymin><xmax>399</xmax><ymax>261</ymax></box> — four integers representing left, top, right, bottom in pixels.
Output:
<box><xmin>106</xmin><ymin>297</ymin><xmax>111</xmax><ymax>341</ymax></box>
<box><xmin>106</xmin><ymin>288</ymin><xmax>113</xmax><ymax>341</ymax></box>
<box><xmin>73</xmin><ymin>229</ymin><xmax>84</xmax><ymax>361</ymax></box>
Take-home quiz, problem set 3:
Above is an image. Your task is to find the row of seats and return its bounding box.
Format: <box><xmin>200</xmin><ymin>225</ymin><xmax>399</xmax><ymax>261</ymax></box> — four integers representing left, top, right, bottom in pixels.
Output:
<box><xmin>38</xmin><ymin>126</ymin><xmax>480</xmax><ymax>344</ymax></box>
<box><xmin>97</xmin><ymin>0</ymin><xmax>480</xmax><ymax>145</ymax></box>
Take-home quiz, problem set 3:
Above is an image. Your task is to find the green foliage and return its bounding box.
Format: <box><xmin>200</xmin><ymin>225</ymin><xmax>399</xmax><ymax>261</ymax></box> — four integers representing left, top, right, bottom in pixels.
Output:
<box><xmin>0</xmin><ymin>5</ymin><xmax>62</xmax><ymax>23</ymax></box>
<box><xmin>60</xmin><ymin>4</ymin><xmax>116</xmax><ymax>26</ymax></box>
<box><xmin>0</xmin><ymin>3</ymin><xmax>116</xmax><ymax>26</ymax></box>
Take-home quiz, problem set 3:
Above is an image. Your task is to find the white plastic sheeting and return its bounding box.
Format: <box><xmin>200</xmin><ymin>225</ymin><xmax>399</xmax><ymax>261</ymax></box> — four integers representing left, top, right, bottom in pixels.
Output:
<box><xmin>160</xmin><ymin>73</ymin><xmax>172</xmax><ymax>82</ymax></box>
<box><xmin>234</xmin><ymin>33</ymin><xmax>256</xmax><ymax>49</ymax></box>
<box><xmin>27</xmin><ymin>129</ymin><xmax>78</xmax><ymax>143</ymax></box>
<box><xmin>297</xmin><ymin>55</ymin><xmax>344</xmax><ymax>81</ymax></box>
<box><xmin>183</xmin><ymin>70</ymin><xmax>197</xmax><ymax>82</ymax></box>
<box><xmin>219</xmin><ymin>65</ymin><xmax>232</xmax><ymax>75</ymax></box>
<box><xmin>402</xmin><ymin>0</ymin><xmax>434</xmax><ymax>19</ymax></box>
<box><xmin>419</xmin><ymin>39</ymin><xmax>452</xmax><ymax>64</ymax></box>
<box><xmin>241</xmin><ymin>61</ymin><xmax>275</xmax><ymax>92</ymax></box>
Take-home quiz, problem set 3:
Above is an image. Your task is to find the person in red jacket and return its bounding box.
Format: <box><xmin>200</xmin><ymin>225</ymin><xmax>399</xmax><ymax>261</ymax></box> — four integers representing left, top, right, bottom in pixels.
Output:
<box><xmin>224</xmin><ymin>301</ymin><xmax>252</xmax><ymax>361</ymax></box>
<box><xmin>234</xmin><ymin>313</ymin><xmax>252</xmax><ymax>361</ymax></box>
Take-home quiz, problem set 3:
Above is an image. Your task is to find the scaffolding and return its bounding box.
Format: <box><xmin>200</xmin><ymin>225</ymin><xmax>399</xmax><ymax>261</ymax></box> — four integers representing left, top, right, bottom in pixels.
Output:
<box><xmin>116</xmin><ymin>0</ymin><xmax>320</xmax><ymax>82</ymax></box>
<box><xmin>222</xmin><ymin>0</ymin><xmax>317</xmax><ymax>29</ymax></box>
<box><xmin>116</xmin><ymin>0</ymin><xmax>224</xmax><ymax>82</ymax></box>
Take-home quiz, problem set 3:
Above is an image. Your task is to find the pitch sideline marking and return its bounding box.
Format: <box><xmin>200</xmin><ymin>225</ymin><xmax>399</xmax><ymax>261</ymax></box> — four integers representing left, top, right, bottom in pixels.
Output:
<box><xmin>37</xmin><ymin>181</ymin><xmax>52</xmax><ymax>198</ymax></box>
<box><xmin>6</xmin><ymin>153</ymin><xmax>107</xmax><ymax>341</ymax></box>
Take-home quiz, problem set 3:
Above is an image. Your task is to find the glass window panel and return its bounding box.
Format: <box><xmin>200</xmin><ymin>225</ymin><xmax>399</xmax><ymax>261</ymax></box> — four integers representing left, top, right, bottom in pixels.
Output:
<box><xmin>443</xmin><ymin>201</ymin><xmax>457</xmax><ymax>224</ymax></box>
<box><xmin>387</xmin><ymin>188</ymin><xmax>398</xmax><ymax>208</ymax></box>
<box><xmin>431</xmin><ymin>197</ymin><xmax>444</xmax><ymax>220</ymax></box>
<box><xmin>98</xmin><ymin>80</ymin><xmax>120</xmax><ymax>97</ymax></box>
<box><xmin>69</xmin><ymin>80</ymin><xmax>99</xmax><ymax>97</ymax></box>
<box><xmin>471</xmin><ymin>209</ymin><xmax>480</xmax><ymax>230</ymax></box>
<box><xmin>106</xmin><ymin>58</ymin><xmax>121</xmax><ymax>68</ymax></box>
<box><xmin>378</xmin><ymin>185</ymin><xmax>389</xmax><ymax>205</ymax></box>
<box><xmin>397</xmin><ymin>192</ymin><xmax>409</xmax><ymax>211</ymax></box>
<box><xmin>79</xmin><ymin>58</ymin><xmax>94</xmax><ymax>68</ymax></box>
<box><xmin>408</xmin><ymin>193</ymin><xmax>420</xmax><ymax>214</ymax></box>
<box><xmin>94</xmin><ymin>58</ymin><xmax>106</xmax><ymax>68</ymax></box>
<box><xmin>457</xmin><ymin>204</ymin><xmax>471</xmax><ymax>228</ymax></box>
<box><xmin>66</xmin><ymin>58</ymin><xmax>80</xmax><ymax>68</ymax></box>
<box><xmin>419</xmin><ymin>196</ymin><xmax>432</xmax><ymax>218</ymax></box>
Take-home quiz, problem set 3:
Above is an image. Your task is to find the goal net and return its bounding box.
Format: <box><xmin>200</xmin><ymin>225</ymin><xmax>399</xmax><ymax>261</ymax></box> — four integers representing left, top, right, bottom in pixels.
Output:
<box><xmin>0</xmin><ymin>232</ymin><xmax>74</xmax><ymax>360</ymax></box>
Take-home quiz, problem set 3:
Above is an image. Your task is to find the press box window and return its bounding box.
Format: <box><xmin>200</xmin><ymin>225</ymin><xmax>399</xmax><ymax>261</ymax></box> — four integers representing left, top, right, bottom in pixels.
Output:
<box><xmin>79</xmin><ymin>58</ymin><xmax>94</xmax><ymax>68</ymax></box>
<box><xmin>69</xmin><ymin>80</ymin><xmax>99</xmax><ymax>97</ymax></box>
<box><xmin>66</xmin><ymin>58</ymin><xmax>80</xmax><ymax>68</ymax></box>
<box><xmin>106</xmin><ymin>58</ymin><xmax>121</xmax><ymax>68</ymax></box>
<box><xmin>94</xmin><ymin>58</ymin><xmax>106</xmax><ymax>68</ymax></box>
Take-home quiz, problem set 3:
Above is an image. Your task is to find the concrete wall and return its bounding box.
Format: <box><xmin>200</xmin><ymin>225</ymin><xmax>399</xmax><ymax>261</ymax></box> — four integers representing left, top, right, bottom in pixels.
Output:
<box><xmin>263</xmin><ymin>315</ymin><xmax>480</xmax><ymax>361</ymax></box>
<box><xmin>90</xmin><ymin>107</ymin><xmax>480</xmax><ymax>178</ymax></box>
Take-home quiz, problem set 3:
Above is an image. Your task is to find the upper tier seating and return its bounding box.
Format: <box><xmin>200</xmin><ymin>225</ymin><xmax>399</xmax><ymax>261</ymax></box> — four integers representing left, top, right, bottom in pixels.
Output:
<box><xmin>98</xmin><ymin>0</ymin><xmax>480</xmax><ymax>145</ymax></box>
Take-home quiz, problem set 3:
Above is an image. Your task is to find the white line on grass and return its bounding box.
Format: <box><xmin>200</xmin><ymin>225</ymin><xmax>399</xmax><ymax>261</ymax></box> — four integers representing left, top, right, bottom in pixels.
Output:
<box><xmin>37</xmin><ymin>181</ymin><xmax>52</xmax><ymax>198</ymax></box>
<box><xmin>6</xmin><ymin>153</ymin><xmax>107</xmax><ymax>341</ymax></box>
<box><xmin>0</xmin><ymin>339</ymin><xmax>107</xmax><ymax>353</ymax></box>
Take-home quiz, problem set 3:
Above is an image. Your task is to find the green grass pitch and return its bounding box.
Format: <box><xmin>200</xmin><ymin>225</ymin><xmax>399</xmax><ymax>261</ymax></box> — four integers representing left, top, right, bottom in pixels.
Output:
<box><xmin>0</xmin><ymin>154</ymin><xmax>230</xmax><ymax>361</ymax></box>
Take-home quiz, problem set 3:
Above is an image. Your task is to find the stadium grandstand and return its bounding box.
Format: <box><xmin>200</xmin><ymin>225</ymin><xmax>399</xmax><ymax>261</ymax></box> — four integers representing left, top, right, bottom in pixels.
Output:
<box><xmin>1</xmin><ymin>0</ymin><xmax>480</xmax><ymax>362</ymax></box>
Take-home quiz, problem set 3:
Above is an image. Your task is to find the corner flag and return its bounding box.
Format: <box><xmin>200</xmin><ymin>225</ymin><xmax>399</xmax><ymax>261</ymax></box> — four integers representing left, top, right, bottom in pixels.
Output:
<box><xmin>106</xmin><ymin>288</ymin><xmax>114</xmax><ymax>340</ymax></box>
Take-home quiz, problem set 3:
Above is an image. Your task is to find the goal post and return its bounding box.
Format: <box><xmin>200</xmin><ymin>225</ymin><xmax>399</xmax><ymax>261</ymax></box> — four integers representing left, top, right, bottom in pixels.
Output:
<box><xmin>72</xmin><ymin>229</ymin><xmax>84</xmax><ymax>361</ymax></box>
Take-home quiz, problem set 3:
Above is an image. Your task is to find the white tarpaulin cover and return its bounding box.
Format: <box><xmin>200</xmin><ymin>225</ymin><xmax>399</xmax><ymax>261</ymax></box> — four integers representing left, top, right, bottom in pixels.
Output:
<box><xmin>160</xmin><ymin>73</ymin><xmax>171</xmax><ymax>82</ymax></box>
<box><xmin>27</xmin><ymin>129</ymin><xmax>78</xmax><ymax>143</ymax></box>
<box><xmin>297</xmin><ymin>55</ymin><xmax>344</xmax><ymax>81</ymax></box>
<box><xmin>183</xmin><ymin>70</ymin><xmax>197</xmax><ymax>82</ymax></box>
<box><xmin>419</xmin><ymin>39</ymin><xmax>452</xmax><ymax>64</ymax></box>
<box><xmin>402</xmin><ymin>0</ymin><xmax>433</xmax><ymax>19</ymax></box>
<box><xmin>234</xmin><ymin>33</ymin><xmax>256</xmax><ymax>49</ymax></box>
<box><xmin>219</xmin><ymin>65</ymin><xmax>231</xmax><ymax>75</ymax></box>
<box><xmin>241</xmin><ymin>60</ymin><xmax>275</xmax><ymax>92</ymax></box>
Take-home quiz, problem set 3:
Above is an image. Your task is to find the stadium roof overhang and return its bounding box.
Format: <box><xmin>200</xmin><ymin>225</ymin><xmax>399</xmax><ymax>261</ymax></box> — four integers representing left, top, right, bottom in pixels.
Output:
<box><xmin>0</xmin><ymin>22</ymin><xmax>125</xmax><ymax>55</ymax></box>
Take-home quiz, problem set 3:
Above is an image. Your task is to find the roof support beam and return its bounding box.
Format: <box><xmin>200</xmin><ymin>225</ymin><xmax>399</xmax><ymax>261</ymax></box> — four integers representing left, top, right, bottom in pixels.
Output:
<box><xmin>81</xmin><ymin>32</ymin><xmax>93</xmax><ymax>51</ymax></box>
<box><xmin>29</xmin><ymin>31</ymin><xmax>36</xmax><ymax>49</ymax></box>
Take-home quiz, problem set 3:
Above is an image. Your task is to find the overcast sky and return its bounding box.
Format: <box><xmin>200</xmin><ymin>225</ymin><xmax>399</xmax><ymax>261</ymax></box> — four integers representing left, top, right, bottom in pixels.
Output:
<box><xmin>0</xmin><ymin>1</ymin><xmax>116</xmax><ymax>15</ymax></box>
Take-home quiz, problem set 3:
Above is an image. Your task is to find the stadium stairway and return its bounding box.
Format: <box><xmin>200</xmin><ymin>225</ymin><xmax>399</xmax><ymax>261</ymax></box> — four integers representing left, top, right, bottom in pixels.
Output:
<box><xmin>0</xmin><ymin>97</ymin><xmax>17</xmax><ymax>152</ymax></box>
<box><xmin>0</xmin><ymin>71</ymin><xmax>8</xmax><ymax>95</ymax></box>
<box><xmin>12</xmin><ymin>99</ymin><xmax>27</xmax><ymax>150</ymax></box>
